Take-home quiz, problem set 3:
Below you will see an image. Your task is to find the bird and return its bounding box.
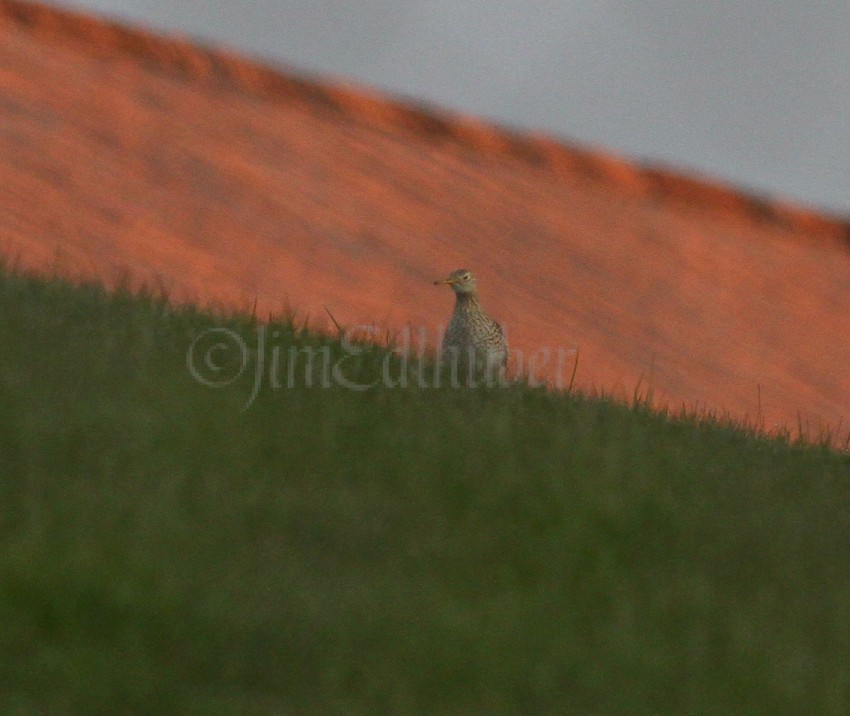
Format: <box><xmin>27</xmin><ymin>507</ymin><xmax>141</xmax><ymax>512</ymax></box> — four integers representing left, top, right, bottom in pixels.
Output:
<box><xmin>434</xmin><ymin>268</ymin><xmax>508</xmax><ymax>379</ymax></box>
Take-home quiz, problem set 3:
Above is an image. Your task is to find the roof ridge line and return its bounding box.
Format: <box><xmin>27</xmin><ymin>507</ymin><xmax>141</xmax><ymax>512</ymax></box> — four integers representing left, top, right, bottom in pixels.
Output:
<box><xmin>3</xmin><ymin>0</ymin><xmax>848</xmax><ymax>241</ymax></box>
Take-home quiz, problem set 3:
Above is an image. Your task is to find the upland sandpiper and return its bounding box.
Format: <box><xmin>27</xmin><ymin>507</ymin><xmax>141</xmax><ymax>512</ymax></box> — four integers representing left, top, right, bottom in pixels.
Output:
<box><xmin>434</xmin><ymin>268</ymin><xmax>508</xmax><ymax>377</ymax></box>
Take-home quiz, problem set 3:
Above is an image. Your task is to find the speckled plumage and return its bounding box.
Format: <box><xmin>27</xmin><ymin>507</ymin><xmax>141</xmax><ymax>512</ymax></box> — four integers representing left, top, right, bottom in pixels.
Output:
<box><xmin>434</xmin><ymin>269</ymin><xmax>507</xmax><ymax>376</ymax></box>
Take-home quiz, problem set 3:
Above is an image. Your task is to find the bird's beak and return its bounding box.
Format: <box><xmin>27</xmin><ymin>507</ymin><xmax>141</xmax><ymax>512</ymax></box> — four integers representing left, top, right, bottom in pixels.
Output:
<box><xmin>434</xmin><ymin>277</ymin><xmax>455</xmax><ymax>286</ymax></box>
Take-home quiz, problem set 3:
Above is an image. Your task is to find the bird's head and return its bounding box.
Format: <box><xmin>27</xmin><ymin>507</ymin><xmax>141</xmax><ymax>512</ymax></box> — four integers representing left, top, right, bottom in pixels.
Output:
<box><xmin>434</xmin><ymin>268</ymin><xmax>477</xmax><ymax>295</ymax></box>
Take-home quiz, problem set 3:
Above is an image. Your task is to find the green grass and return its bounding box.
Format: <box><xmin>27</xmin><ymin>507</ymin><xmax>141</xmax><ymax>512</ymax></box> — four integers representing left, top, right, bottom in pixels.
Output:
<box><xmin>0</xmin><ymin>267</ymin><xmax>848</xmax><ymax>715</ymax></box>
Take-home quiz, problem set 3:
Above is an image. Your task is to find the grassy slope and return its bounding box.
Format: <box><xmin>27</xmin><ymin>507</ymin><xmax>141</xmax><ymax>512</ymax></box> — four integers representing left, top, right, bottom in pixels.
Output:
<box><xmin>0</xmin><ymin>269</ymin><xmax>848</xmax><ymax>715</ymax></box>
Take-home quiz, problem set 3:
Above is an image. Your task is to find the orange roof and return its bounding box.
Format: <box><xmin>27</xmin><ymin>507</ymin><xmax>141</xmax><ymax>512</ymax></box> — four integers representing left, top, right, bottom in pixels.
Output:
<box><xmin>2</xmin><ymin>0</ymin><xmax>850</xmax><ymax>440</ymax></box>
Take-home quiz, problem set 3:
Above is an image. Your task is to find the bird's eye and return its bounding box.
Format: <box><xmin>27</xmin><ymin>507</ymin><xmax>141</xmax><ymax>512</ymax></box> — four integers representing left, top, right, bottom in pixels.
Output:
<box><xmin>463</xmin><ymin>273</ymin><xmax>471</xmax><ymax>280</ymax></box>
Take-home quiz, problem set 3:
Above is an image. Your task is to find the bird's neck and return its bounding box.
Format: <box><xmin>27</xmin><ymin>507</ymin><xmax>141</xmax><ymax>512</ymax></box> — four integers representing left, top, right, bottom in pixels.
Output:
<box><xmin>454</xmin><ymin>292</ymin><xmax>481</xmax><ymax>312</ymax></box>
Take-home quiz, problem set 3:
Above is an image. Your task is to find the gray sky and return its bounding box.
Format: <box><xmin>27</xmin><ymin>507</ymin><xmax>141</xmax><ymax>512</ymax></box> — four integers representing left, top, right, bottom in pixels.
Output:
<box><xmin>58</xmin><ymin>0</ymin><xmax>850</xmax><ymax>215</ymax></box>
